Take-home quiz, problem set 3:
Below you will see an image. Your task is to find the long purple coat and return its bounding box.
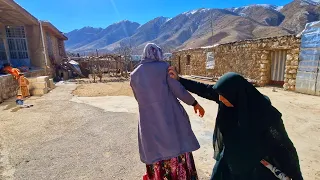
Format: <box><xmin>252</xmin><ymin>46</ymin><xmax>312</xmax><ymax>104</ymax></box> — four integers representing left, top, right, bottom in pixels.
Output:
<box><xmin>130</xmin><ymin>59</ymin><xmax>200</xmax><ymax>164</ymax></box>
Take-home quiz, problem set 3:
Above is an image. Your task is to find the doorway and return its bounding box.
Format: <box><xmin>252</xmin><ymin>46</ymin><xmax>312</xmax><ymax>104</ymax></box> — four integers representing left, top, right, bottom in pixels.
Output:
<box><xmin>186</xmin><ymin>55</ymin><xmax>191</xmax><ymax>75</ymax></box>
<box><xmin>270</xmin><ymin>50</ymin><xmax>287</xmax><ymax>86</ymax></box>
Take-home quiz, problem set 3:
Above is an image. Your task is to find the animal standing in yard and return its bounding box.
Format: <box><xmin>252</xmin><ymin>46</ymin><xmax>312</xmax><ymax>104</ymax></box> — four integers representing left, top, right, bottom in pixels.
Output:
<box><xmin>130</xmin><ymin>43</ymin><xmax>205</xmax><ymax>180</ymax></box>
<box><xmin>168</xmin><ymin>69</ymin><xmax>303</xmax><ymax>180</ymax></box>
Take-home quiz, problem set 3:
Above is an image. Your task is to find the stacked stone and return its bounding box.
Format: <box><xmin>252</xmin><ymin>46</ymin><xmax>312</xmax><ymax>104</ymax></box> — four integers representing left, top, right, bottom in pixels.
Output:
<box><xmin>48</xmin><ymin>78</ymin><xmax>55</xmax><ymax>89</ymax></box>
<box><xmin>29</xmin><ymin>76</ymin><xmax>50</xmax><ymax>96</ymax></box>
<box><xmin>0</xmin><ymin>70</ymin><xmax>46</xmax><ymax>103</ymax></box>
<box><xmin>0</xmin><ymin>75</ymin><xmax>19</xmax><ymax>103</ymax></box>
<box><xmin>284</xmin><ymin>48</ymin><xmax>300</xmax><ymax>91</ymax></box>
<box><xmin>191</xmin><ymin>49</ymin><xmax>208</xmax><ymax>76</ymax></box>
<box><xmin>258</xmin><ymin>51</ymin><xmax>271</xmax><ymax>86</ymax></box>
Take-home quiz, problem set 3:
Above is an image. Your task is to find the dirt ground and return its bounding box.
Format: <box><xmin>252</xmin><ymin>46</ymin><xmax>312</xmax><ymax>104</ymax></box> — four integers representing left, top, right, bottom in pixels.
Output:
<box><xmin>0</xmin><ymin>84</ymin><xmax>144</xmax><ymax>180</ymax></box>
<box><xmin>258</xmin><ymin>87</ymin><xmax>320</xmax><ymax>180</ymax></box>
<box><xmin>72</xmin><ymin>77</ymin><xmax>212</xmax><ymax>97</ymax></box>
<box><xmin>73</xmin><ymin>82</ymin><xmax>134</xmax><ymax>97</ymax></box>
<box><xmin>72</xmin><ymin>79</ymin><xmax>320</xmax><ymax>180</ymax></box>
<box><xmin>1</xmin><ymin>77</ymin><xmax>319</xmax><ymax>179</ymax></box>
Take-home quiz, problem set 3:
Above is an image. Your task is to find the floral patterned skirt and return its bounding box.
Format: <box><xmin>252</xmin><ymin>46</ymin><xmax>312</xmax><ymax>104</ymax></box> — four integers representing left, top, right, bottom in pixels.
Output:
<box><xmin>143</xmin><ymin>152</ymin><xmax>198</xmax><ymax>180</ymax></box>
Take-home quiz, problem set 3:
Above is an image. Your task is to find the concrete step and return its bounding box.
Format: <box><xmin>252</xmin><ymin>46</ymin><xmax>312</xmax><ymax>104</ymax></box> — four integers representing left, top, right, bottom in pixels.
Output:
<box><xmin>36</xmin><ymin>76</ymin><xmax>49</xmax><ymax>82</ymax></box>
<box><xmin>29</xmin><ymin>82</ymin><xmax>47</xmax><ymax>90</ymax></box>
<box><xmin>48</xmin><ymin>78</ymin><xmax>55</xmax><ymax>89</ymax></box>
<box><xmin>30</xmin><ymin>88</ymin><xmax>48</xmax><ymax>96</ymax></box>
<box><xmin>27</xmin><ymin>77</ymin><xmax>38</xmax><ymax>83</ymax></box>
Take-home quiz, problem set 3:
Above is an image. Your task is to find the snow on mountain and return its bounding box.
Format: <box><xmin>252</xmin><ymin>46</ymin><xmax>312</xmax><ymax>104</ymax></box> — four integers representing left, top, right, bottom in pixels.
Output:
<box><xmin>276</xmin><ymin>6</ymin><xmax>284</xmax><ymax>11</ymax></box>
<box><xmin>239</xmin><ymin>13</ymin><xmax>248</xmax><ymax>17</ymax></box>
<box><xmin>228</xmin><ymin>4</ymin><xmax>281</xmax><ymax>13</ymax></box>
<box><xmin>65</xmin><ymin>1</ymin><xmax>320</xmax><ymax>53</ymax></box>
<box><xmin>300</xmin><ymin>0</ymin><xmax>320</xmax><ymax>5</ymax></box>
<box><xmin>113</xmin><ymin>20</ymin><xmax>131</xmax><ymax>25</ymax></box>
<box><xmin>182</xmin><ymin>8</ymin><xmax>211</xmax><ymax>16</ymax></box>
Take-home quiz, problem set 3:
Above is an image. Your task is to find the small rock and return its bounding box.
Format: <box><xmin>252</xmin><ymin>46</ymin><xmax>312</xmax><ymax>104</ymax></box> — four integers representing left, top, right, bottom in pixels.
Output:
<box><xmin>286</xmin><ymin>54</ymin><xmax>293</xmax><ymax>61</ymax></box>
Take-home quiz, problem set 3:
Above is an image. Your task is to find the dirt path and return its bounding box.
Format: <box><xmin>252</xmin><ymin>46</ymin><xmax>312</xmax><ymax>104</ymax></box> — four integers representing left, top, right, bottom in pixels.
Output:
<box><xmin>0</xmin><ymin>83</ymin><xmax>144</xmax><ymax>180</ymax></box>
<box><xmin>0</xmin><ymin>81</ymin><xmax>319</xmax><ymax>179</ymax></box>
<box><xmin>73</xmin><ymin>81</ymin><xmax>320</xmax><ymax>180</ymax></box>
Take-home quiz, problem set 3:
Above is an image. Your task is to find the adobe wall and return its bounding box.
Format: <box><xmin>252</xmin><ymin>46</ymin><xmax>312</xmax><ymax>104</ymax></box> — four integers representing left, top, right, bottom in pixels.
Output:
<box><xmin>26</xmin><ymin>25</ymin><xmax>46</xmax><ymax>68</ymax></box>
<box><xmin>41</xmin><ymin>29</ymin><xmax>67</xmax><ymax>78</ymax></box>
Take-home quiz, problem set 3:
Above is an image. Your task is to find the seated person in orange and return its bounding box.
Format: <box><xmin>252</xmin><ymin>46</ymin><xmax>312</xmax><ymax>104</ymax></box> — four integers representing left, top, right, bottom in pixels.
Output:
<box><xmin>18</xmin><ymin>73</ymin><xmax>30</xmax><ymax>98</ymax></box>
<box><xmin>2</xmin><ymin>63</ymin><xmax>21</xmax><ymax>80</ymax></box>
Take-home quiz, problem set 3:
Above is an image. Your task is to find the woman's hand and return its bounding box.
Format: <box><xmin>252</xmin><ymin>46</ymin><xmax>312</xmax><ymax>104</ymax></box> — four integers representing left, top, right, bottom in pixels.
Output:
<box><xmin>168</xmin><ymin>66</ymin><xmax>179</xmax><ymax>80</ymax></box>
<box><xmin>194</xmin><ymin>103</ymin><xmax>205</xmax><ymax>118</ymax></box>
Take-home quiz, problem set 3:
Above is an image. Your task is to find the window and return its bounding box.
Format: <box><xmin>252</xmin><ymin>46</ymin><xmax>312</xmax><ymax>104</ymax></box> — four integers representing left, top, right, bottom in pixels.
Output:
<box><xmin>0</xmin><ymin>38</ymin><xmax>8</xmax><ymax>66</ymax></box>
<box><xmin>186</xmin><ymin>55</ymin><xmax>191</xmax><ymax>65</ymax></box>
<box><xmin>6</xmin><ymin>26</ymin><xmax>29</xmax><ymax>60</ymax></box>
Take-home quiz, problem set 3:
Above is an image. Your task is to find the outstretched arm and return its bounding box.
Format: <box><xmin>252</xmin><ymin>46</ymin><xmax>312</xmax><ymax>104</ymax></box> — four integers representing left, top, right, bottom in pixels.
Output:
<box><xmin>167</xmin><ymin>76</ymin><xmax>195</xmax><ymax>106</ymax></box>
<box><xmin>168</xmin><ymin>66</ymin><xmax>219</xmax><ymax>103</ymax></box>
<box><xmin>167</xmin><ymin>76</ymin><xmax>205</xmax><ymax>117</ymax></box>
<box><xmin>179</xmin><ymin>77</ymin><xmax>219</xmax><ymax>103</ymax></box>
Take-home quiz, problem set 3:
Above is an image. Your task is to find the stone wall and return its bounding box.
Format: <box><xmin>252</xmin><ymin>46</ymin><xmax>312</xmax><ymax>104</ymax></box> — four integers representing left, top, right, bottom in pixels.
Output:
<box><xmin>284</xmin><ymin>48</ymin><xmax>300</xmax><ymax>91</ymax></box>
<box><xmin>171</xmin><ymin>35</ymin><xmax>301</xmax><ymax>90</ymax></box>
<box><xmin>0</xmin><ymin>69</ymin><xmax>45</xmax><ymax>103</ymax></box>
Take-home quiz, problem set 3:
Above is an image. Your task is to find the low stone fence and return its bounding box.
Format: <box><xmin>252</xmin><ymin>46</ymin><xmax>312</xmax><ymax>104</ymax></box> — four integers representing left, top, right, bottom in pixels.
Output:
<box><xmin>0</xmin><ymin>69</ymin><xmax>45</xmax><ymax>103</ymax></box>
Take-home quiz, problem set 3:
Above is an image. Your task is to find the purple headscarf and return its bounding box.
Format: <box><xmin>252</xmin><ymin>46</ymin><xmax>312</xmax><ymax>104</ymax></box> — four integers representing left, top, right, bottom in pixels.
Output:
<box><xmin>142</xmin><ymin>43</ymin><xmax>163</xmax><ymax>62</ymax></box>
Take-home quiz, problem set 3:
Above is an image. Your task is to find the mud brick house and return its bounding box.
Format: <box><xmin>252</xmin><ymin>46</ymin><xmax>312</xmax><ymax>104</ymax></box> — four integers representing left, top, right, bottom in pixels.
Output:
<box><xmin>40</xmin><ymin>21</ymin><xmax>68</xmax><ymax>77</ymax></box>
<box><xmin>0</xmin><ymin>0</ymin><xmax>67</xmax><ymax>103</ymax></box>
<box><xmin>171</xmin><ymin>35</ymin><xmax>301</xmax><ymax>91</ymax></box>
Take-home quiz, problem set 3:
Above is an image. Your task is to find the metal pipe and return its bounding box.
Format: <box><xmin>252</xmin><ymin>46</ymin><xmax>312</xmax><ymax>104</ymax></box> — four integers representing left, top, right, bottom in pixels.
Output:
<box><xmin>190</xmin><ymin>75</ymin><xmax>214</xmax><ymax>81</ymax></box>
<box><xmin>39</xmin><ymin>20</ymin><xmax>48</xmax><ymax>68</ymax></box>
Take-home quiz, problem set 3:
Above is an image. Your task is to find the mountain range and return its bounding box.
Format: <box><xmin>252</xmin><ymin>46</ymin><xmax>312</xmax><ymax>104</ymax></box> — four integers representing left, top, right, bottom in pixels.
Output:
<box><xmin>65</xmin><ymin>0</ymin><xmax>320</xmax><ymax>54</ymax></box>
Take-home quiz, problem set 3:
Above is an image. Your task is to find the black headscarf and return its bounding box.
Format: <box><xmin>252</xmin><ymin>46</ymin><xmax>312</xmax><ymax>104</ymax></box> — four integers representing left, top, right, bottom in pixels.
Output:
<box><xmin>212</xmin><ymin>72</ymin><xmax>282</xmax><ymax>175</ymax></box>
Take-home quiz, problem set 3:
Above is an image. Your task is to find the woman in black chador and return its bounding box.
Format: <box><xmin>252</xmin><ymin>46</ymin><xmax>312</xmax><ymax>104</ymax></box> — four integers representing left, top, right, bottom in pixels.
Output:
<box><xmin>168</xmin><ymin>68</ymin><xmax>303</xmax><ymax>180</ymax></box>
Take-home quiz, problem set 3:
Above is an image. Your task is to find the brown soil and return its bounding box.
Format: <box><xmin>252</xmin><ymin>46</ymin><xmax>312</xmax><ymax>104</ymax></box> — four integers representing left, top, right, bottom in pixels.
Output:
<box><xmin>73</xmin><ymin>81</ymin><xmax>134</xmax><ymax>97</ymax></box>
<box><xmin>72</xmin><ymin>79</ymin><xmax>320</xmax><ymax>179</ymax></box>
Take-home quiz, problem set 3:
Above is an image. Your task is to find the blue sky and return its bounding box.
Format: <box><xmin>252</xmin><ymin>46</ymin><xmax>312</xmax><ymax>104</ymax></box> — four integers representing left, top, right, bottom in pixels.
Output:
<box><xmin>15</xmin><ymin>0</ymin><xmax>293</xmax><ymax>33</ymax></box>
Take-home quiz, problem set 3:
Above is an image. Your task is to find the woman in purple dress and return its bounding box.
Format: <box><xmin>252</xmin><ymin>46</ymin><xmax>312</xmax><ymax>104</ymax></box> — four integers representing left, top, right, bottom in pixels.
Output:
<box><xmin>130</xmin><ymin>43</ymin><xmax>205</xmax><ymax>180</ymax></box>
